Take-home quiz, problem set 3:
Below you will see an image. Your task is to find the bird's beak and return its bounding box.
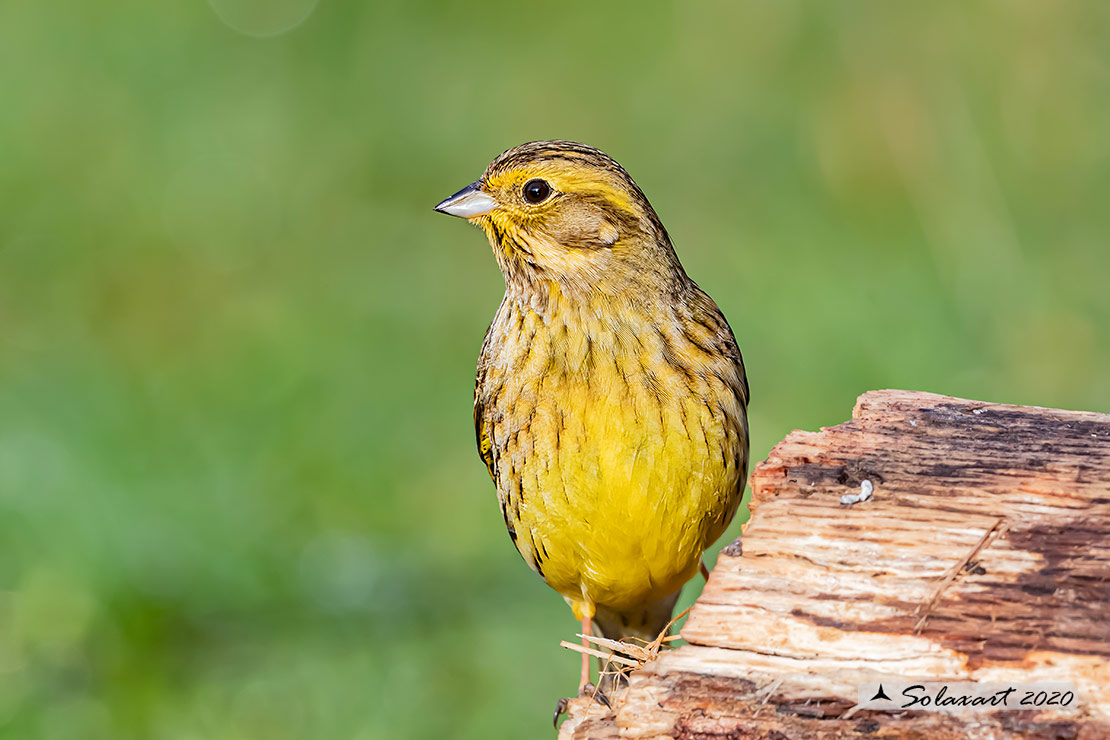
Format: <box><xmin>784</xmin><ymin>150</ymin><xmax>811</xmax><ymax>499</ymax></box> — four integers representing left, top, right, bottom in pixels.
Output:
<box><xmin>434</xmin><ymin>181</ymin><xmax>497</xmax><ymax>218</ymax></box>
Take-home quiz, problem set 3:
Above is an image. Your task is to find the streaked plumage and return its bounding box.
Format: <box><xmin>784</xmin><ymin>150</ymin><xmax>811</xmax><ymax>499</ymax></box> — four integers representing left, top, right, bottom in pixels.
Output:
<box><xmin>436</xmin><ymin>140</ymin><xmax>749</xmax><ymax>659</ymax></box>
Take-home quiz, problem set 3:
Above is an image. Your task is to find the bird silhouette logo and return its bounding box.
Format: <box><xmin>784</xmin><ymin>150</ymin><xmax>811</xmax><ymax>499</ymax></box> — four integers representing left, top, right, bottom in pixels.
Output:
<box><xmin>870</xmin><ymin>684</ymin><xmax>892</xmax><ymax>702</ymax></box>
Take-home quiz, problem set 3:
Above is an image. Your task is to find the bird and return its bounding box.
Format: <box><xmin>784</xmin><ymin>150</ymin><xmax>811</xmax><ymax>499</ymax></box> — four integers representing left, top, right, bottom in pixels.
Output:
<box><xmin>434</xmin><ymin>140</ymin><xmax>749</xmax><ymax>703</ymax></box>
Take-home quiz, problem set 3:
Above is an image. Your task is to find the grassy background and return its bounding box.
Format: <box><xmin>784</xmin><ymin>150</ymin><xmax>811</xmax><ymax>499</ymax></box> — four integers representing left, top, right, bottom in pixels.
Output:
<box><xmin>1</xmin><ymin>1</ymin><xmax>1108</xmax><ymax>737</ymax></box>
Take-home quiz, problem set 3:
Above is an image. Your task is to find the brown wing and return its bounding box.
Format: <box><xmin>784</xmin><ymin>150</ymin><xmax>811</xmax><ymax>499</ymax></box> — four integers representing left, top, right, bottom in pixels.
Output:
<box><xmin>684</xmin><ymin>283</ymin><xmax>751</xmax><ymax>518</ymax></box>
<box><xmin>473</xmin><ymin>322</ymin><xmax>497</xmax><ymax>482</ymax></box>
<box><xmin>685</xmin><ymin>282</ymin><xmax>750</xmax><ymax>407</ymax></box>
<box><xmin>474</xmin><ymin>393</ymin><xmax>495</xmax><ymax>481</ymax></box>
<box><xmin>472</xmin><ymin>319</ymin><xmax>526</xmax><ymax>554</ymax></box>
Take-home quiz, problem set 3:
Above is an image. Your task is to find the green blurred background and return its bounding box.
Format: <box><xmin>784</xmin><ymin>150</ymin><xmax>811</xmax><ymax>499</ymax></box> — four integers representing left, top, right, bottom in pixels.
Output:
<box><xmin>1</xmin><ymin>1</ymin><xmax>1108</xmax><ymax>737</ymax></box>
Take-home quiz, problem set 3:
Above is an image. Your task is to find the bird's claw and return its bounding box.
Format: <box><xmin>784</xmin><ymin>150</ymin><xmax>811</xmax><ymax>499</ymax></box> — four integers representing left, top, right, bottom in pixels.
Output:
<box><xmin>580</xmin><ymin>681</ymin><xmax>611</xmax><ymax>707</ymax></box>
<box><xmin>553</xmin><ymin>684</ymin><xmax>613</xmax><ymax>728</ymax></box>
<box><xmin>552</xmin><ymin>697</ymin><xmax>569</xmax><ymax>728</ymax></box>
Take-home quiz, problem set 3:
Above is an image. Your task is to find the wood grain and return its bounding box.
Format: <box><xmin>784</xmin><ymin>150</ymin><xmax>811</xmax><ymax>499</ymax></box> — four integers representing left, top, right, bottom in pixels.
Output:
<box><xmin>557</xmin><ymin>390</ymin><xmax>1110</xmax><ymax>739</ymax></box>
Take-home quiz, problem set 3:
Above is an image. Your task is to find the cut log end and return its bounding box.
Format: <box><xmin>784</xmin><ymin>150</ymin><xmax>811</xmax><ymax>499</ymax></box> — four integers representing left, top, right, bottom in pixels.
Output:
<box><xmin>557</xmin><ymin>390</ymin><xmax>1110</xmax><ymax>740</ymax></box>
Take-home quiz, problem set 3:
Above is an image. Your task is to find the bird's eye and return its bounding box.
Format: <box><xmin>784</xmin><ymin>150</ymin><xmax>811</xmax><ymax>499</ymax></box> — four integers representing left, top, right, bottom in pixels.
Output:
<box><xmin>522</xmin><ymin>179</ymin><xmax>552</xmax><ymax>204</ymax></box>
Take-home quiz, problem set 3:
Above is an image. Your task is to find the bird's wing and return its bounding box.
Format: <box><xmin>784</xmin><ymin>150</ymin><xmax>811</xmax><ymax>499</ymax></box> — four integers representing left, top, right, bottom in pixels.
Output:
<box><xmin>474</xmin><ymin>392</ymin><xmax>496</xmax><ymax>481</ymax></box>
<box><xmin>473</xmin><ymin>322</ymin><xmax>498</xmax><ymax>482</ymax></box>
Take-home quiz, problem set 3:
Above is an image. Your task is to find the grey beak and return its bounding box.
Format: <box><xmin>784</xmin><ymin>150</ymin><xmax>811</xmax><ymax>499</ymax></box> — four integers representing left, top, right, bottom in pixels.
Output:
<box><xmin>434</xmin><ymin>181</ymin><xmax>497</xmax><ymax>218</ymax></box>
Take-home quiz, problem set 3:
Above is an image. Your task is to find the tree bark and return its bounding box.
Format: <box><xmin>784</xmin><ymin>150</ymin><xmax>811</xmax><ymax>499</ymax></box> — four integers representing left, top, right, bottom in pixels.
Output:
<box><xmin>558</xmin><ymin>390</ymin><xmax>1110</xmax><ymax>740</ymax></box>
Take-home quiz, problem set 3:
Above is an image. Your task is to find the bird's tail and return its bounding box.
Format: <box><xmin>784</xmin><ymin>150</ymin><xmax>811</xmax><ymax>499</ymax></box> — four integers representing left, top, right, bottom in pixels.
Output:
<box><xmin>590</xmin><ymin>589</ymin><xmax>683</xmax><ymax>692</ymax></box>
<box><xmin>592</xmin><ymin>588</ymin><xmax>683</xmax><ymax>649</ymax></box>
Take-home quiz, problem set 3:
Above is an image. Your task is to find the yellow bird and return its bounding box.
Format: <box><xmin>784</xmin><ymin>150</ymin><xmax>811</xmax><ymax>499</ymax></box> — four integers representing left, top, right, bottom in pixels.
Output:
<box><xmin>435</xmin><ymin>140</ymin><xmax>749</xmax><ymax>697</ymax></box>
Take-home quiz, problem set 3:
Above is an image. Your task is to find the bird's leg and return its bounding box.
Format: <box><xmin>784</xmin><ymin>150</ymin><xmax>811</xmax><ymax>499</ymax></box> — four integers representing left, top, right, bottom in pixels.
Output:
<box><xmin>700</xmin><ymin>560</ymin><xmax>711</xmax><ymax>581</ymax></box>
<box><xmin>579</xmin><ymin>615</ymin><xmax>614</xmax><ymax>708</ymax></box>
<box><xmin>578</xmin><ymin>614</ymin><xmax>592</xmax><ymax>692</ymax></box>
<box><xmin>554</xmin><ymin>614</ymin><xmax>606</xmax><ymax>727</ymax></box>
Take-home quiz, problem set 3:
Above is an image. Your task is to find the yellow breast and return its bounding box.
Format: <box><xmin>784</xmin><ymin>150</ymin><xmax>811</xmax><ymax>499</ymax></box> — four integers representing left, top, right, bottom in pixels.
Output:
<box><xmin>475</xmin><ymin>289</ymin><xmax>748</xmax><ymax>618</ymax></box>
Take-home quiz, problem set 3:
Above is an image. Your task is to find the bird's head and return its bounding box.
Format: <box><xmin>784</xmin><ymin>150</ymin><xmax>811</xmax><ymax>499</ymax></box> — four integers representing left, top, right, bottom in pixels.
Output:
<box><xmin>435</xmin><ymin>141</ymin><xmax>685</xmax><ymax>295</ymax></box>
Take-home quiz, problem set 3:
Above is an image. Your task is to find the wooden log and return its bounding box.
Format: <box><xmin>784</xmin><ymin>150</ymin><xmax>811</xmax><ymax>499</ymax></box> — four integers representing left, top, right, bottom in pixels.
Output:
<box><xmin>558</xmin><ymin>390</ymin><xmax>1110</xmax><ymax>740</ymax></box>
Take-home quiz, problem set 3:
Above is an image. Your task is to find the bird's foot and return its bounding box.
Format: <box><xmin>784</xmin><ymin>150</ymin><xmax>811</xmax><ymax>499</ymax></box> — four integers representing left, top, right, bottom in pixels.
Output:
<box><xmin>552</xmin><ymin>697</ymin><xmax>568</xmax><ymax>728</ymax></box>
<box><xmin>552</xmin><ymin>683</ymin><xmax>611</xmax><ymax>728</ymax></box>
<box><xmin>582</xmin><ymin>682</ymin><xmax>612</xmax><ymax>707</ymax></box>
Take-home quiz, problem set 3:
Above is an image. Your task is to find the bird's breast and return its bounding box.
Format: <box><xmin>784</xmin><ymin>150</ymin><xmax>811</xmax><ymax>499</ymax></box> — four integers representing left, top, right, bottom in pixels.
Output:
<box><xmin>475</xmin><ymin>295</ymin><xmax>747</xmax><ymax>611</ymax></box>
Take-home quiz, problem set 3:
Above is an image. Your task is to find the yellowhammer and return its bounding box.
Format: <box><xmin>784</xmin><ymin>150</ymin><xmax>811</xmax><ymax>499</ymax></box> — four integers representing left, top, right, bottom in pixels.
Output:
<box><xmin>435</xmin><ymin>140</ymin><xmax>749</xmax><ymax>700</ymax></box>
